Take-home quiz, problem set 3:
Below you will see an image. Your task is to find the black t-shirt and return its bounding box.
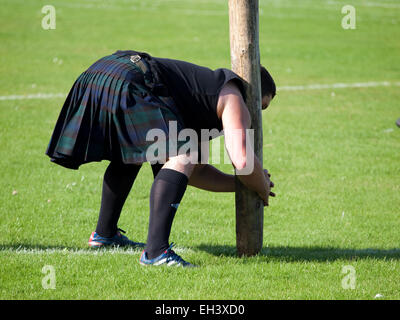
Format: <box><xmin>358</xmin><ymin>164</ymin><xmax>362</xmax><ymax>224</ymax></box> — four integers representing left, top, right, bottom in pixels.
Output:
<box><xmin>153</xmin><ymin>57</ymin><xmax>246</xmax><ymax>135</ymax></box>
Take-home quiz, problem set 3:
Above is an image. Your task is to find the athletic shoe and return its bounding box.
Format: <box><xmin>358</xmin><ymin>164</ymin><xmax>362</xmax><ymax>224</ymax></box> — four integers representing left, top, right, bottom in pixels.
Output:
<box><xmin>139</xmin><ymin>243</ymin><xmax>196</xmax><ymax>267</ymax></box>
<box><xmin>88</xmin><ymin>228</ymin><xmax>145</xmax><ymax>248</ymax></box>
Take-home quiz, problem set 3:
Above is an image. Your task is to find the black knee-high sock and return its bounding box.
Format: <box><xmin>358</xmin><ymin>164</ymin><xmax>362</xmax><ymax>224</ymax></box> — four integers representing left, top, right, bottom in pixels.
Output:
<box><xmin>151</xmin><ymin>163</ymin><xmax>163</xmax><ymax>178</ymax></box>
<box><xmin>95</xmin><ymin>162</ymin><xmax>142</xmax><ymax>238</ymax></box>
<box><xmin>145</xmin><ymin>168</ymin><xmax>188</xmax><ymax>259</ymax></box>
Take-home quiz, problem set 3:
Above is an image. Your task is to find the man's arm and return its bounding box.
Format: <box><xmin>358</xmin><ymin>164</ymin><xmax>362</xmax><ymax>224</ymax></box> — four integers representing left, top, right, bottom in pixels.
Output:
<box><xmin>189</xmin><ymin>164</ymin><xmax>274</xmax><ymax>196</ymax></box>
<box><xmin>219</xmin><ymin>81</ymin><xmax>274</xmax><ymax>206</ymax></box>
<box><xmin>188</xmin><ymin>164</ymin><xmax>235</xmax><ymax>192</ymax></box>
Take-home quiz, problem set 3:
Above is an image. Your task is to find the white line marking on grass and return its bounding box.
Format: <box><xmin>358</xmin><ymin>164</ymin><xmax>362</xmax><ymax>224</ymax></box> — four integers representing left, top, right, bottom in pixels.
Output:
<box><xmin>277</xmin><ymin>81</ymin><xmax>400</xmax><ymax>91</ymax></box>
<box><xmin>0</xmin><ymin>93</ymin><xmax>66</xmax><ymax>101</ymax></box>
<box><xmin>329</xmin><ymin>0</ymin><xmax>400</xmax><ymax>9</ymax></box>
<box><xmin>1</xmin><ymin>81</ymin><xmax>399</xmax><ymax>102</ymax></box>
<box><xmin>49</xmin><ymin>0</ymin><xmax>228</xmax><ymax>16</ymax></box>
<box><xmin>0</xmin><ymin>246</ymin><xmax>193</xmax><ymax>256</ymax></box>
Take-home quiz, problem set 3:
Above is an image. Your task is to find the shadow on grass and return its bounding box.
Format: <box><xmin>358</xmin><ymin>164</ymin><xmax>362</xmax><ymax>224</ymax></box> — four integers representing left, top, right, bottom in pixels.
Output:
<box><xmin>3</xmin><ymin>243</ymin><xmax>400</xmax><ymax>262</ymax></box>
<box><xmin>196</xmin><ymin>244</ymin><xmax>400</xmax><ymax>262</ymax></box>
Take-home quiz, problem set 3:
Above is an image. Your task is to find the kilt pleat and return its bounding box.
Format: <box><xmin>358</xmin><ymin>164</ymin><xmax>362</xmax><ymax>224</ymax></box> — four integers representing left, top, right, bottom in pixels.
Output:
<box><xmin>46</xmin><ymin>51</ymin><xmax>185</xmax><ymax>169</ymax></box>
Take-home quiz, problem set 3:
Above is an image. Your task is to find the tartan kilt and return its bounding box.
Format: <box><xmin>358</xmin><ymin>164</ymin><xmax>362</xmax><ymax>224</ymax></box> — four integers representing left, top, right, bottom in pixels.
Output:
<box><xmin>45</xmin><ymin>51</ymin><xmax>186</xmax><ymax>169</ymax></box>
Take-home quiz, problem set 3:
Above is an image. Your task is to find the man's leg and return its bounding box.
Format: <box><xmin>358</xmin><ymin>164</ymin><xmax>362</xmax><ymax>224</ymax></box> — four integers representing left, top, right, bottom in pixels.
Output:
<box><xmin>144</xmin><ymin>155</ymin><xmax>195</xmax><ymax>259</ymax></box>
<box><xmin>95</xmin><ymin>162</ymin><xmax>163</xmax><ymax>238</ymax></box>
<box><xmin>95</xmin><ymin>161</ymin><xmax>142</xmax><ymax>237</ymax></box>
<box><xmin>151</xmin><ymin>163</ymin><xmax>163</xmax><ymax>178</ymax></box>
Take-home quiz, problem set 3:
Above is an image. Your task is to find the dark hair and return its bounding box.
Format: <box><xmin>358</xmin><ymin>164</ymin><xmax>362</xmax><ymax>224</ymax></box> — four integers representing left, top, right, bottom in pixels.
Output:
<box><xmin>260</xmin><ymin>66</ymin><xmax>276</xmax><ymax>98</ymax></box>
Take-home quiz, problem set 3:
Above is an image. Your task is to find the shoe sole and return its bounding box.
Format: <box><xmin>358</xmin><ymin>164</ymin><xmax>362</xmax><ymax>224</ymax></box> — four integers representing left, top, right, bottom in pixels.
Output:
<box><xmin>139</xmin><ymin>259</ymin><xmax>197</xmax><ymax>268</ymax></box>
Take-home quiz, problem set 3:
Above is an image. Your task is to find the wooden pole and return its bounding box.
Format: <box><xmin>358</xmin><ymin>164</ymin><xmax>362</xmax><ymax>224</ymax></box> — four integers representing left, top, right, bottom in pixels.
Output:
<box><xmin>228</xmin><ymin>0</ymin><xmax>264</xmax><ymax>256</ymax></box>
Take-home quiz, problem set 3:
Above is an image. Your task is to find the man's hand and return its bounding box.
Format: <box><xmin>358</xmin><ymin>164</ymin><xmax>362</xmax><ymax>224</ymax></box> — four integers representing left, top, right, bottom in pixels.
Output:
<box><xmin>258</xmin><ymin>169</ymin><xmax>275</xmax><ymax>206</ymax></box>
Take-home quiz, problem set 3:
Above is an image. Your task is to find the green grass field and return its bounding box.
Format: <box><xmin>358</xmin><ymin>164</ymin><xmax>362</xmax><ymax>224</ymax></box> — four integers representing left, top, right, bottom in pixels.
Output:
<box><xmin>1</xmin><ymin>0</ymin><xmax>399</xmax><ymax>300</ymax></box>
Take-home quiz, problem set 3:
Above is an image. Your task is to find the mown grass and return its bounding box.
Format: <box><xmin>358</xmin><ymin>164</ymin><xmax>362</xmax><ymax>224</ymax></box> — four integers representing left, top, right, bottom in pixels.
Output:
<box><xmin>0</xmin><ymin>0</ymin><xmax>399</xmax><ymax>299</ymax></box>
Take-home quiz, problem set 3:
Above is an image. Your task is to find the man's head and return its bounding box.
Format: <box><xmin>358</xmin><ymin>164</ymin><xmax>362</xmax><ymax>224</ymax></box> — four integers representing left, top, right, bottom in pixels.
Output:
<box><xmin>260</xmin><ymin>66</ymin><xmax>276</xmax><ymax>110</ymax></box>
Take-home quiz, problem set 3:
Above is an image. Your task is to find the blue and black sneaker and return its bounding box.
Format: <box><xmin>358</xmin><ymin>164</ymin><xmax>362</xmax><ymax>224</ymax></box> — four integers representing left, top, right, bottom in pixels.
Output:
<box><xmin>139</xmin><ymin>243</ymin><xmax>196</xmax><ymax>267</ymax></box>
<box><xmin>88</xmin><ymin>228</ymin><xmax>145</xmax><ymax>248</ymax></box>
